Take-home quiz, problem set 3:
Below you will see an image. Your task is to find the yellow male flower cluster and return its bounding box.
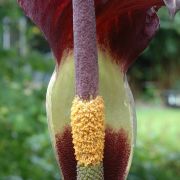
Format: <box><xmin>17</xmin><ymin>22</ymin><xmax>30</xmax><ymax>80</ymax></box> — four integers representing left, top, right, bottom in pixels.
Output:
<box><xmin>71</xmin><ymin>96</ymin><xmax>105</xmax><ymax>166</ymax></box>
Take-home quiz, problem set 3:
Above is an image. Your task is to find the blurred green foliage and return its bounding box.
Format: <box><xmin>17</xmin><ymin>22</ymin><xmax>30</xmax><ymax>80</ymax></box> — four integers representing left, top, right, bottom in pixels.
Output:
<box><xmin>0</xmin><ymin>0</ymin><xmax>22</xmax><ymax>20</ymax></box>
<box><xmin>129</xmin><ymin>106</ymin><xmax>180</xmax><ymax>180</ymax></box>
<box><xmin>0</xmin><ymin>49</ymin><xmax>179</xmax><ymax>180</ymax></box>
<box><xmin>1</xmin><ymin>1</ymin><xmax>179</xmax><ymax>93</ymax></box>
<box><xmin>0</xmin><ymin>49</ymin><xmax>60</xmax><ymax>179</ymax></box>
<box><xmin>129</xmin><ymin>8</ymin><xmax>180</xmax><ymax>97</ymax></box>
<box><xmin>0</xmin><ymin>1</ymin><xmax>180</xmax><ymax>180</ymax></box>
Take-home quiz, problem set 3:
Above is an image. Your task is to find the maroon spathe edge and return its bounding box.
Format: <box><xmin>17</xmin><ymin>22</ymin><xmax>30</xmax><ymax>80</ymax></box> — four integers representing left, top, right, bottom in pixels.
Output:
<box><xmin>17</xmin><ymin>1</ymin><xmax>180</xmax><ymax>72</ymax></box>
<box><xmin>72</xmin><ymin>0</ymin><xmax>98</xmax><ymax>100</ymax></box>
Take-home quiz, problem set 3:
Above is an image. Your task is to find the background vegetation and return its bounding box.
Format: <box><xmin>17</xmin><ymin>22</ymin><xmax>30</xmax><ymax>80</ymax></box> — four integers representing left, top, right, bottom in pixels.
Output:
<box><xmin>0</xmin><ymin>1</ymin><xmax>179</xmax><ymax>180</ymax></box>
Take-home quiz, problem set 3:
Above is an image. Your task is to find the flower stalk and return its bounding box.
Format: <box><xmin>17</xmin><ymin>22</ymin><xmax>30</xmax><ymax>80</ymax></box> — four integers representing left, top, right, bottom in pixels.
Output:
<box><xmin>17</xmin><ymin>0</ymin><xmax>180</xmax><ymax>179</ymax></box>
<box><xmin>72</xmin><ymin>0</ymin><xmax>105</xmax><ymax>178</ymax></box>
<box><xmin>72</xmin><ymin>0</ymin><xmax>98</xmax><ymax>100</ymax></box>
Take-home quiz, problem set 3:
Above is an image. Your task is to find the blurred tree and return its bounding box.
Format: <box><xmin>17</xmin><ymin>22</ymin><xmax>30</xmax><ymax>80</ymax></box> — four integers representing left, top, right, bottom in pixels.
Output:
<box><xmin>0</xmin><ymin>2</ymin><xmax>179</xmax><ymax>179</ymax></box>
<box><xmin>0</xmin><ymin>0</ymin><xmax>22</xmax><ymax>20</ymax></box>
<box><xmin>128</xmin><ymin>8</ymin><xmax>180</xmax><ymax>97</ymax></box>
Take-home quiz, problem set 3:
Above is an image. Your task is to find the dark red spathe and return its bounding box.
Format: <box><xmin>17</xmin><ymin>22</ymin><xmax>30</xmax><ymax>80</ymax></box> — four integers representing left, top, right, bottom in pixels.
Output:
<box><xmin>103</xmin><ymin>128</ymin><xmax>131</xmax><ymax>180</ymax></box>
<box><xmin>17</xmin><ymin>0</ymin><xmax>168</xmax><ymax>72</ymax></box>
<box><xmin>55</xmin><ymin>126</ymin><xmax>131</xmax><ymax>180</ymax></box>
<box><xmin>55</xmin><ymin>127</ymin><xmax>76</xmax><ymax>180</ymax></box>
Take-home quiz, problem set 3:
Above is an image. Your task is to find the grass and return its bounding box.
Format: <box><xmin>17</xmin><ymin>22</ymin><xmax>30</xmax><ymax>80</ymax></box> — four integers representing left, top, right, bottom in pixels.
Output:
<box><xmin>129</xmin><ymin>104</ymin><xmax>180</xmax><ymax>180</ymax></box>
<box><xmin>136</xmin><ymin>105</ymin><xmax>180</xmax><ymax>151</ymax></box>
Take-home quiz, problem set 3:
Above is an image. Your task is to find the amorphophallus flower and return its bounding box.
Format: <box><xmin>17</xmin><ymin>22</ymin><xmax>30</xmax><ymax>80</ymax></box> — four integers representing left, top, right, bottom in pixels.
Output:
<box><xmin>18</xmin><ymin>0</ymin><xmax>180</xmax><ymax>179</ymax></box>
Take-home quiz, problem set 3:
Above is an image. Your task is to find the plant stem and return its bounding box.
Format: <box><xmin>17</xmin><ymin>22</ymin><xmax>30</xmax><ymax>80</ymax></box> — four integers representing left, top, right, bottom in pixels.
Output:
<box><xmin>72</xmin><ymin>0</ymin><xmax>98</xmax><ymax>100</ymax></box>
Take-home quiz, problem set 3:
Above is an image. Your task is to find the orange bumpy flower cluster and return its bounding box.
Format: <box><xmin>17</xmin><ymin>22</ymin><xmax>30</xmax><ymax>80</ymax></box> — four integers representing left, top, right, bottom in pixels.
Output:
<box><xmin>71</xmin><ymin>96</ymin><xmax>105</xmax><ymax>166</ymax></box>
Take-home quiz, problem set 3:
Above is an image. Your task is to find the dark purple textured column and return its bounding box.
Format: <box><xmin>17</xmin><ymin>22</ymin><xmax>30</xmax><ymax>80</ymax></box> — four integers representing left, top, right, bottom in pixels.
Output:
<box><xmin>72</xmin><ymin>0</ymin><xmax>98</xmax><ymax>100</ymax></box>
